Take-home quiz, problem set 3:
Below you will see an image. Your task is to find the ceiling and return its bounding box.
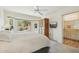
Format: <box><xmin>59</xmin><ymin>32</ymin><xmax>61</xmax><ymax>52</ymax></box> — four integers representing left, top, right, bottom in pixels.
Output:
<box><xmin>0</xmin><ymin>6</ymin><xmax>63</xmax><ymax>17</ymax></box>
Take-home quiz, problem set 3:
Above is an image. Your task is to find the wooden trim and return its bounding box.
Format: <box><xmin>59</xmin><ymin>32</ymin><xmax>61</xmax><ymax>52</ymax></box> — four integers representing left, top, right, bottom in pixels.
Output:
<box><xmin>64</xmin><ymin>38</ymin><xmax>79</xmax><ymax>48</ymax></box>
<box><xmin>64</xmin><ymin>37</ymin><xmax>79</xmax><ymax>41</ymax></box>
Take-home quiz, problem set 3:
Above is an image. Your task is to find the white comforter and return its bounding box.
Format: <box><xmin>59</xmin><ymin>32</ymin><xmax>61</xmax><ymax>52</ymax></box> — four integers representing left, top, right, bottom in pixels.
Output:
<box><xmin>0</xmin><ymin>31</ymin><xmax>49</xmax><ymax>53</ymax></box>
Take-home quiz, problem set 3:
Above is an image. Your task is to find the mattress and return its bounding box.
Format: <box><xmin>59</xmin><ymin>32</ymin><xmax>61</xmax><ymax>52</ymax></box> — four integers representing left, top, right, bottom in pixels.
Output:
<box><xmin>0</xmin><ymin>31</ymin><xmax>50</xmax><ymax>53</ymax></box>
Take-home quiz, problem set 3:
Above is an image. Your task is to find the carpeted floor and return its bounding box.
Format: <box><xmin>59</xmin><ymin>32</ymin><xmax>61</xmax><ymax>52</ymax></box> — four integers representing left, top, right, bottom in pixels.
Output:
<box><xmin>49</xmin><ymin>40</ymin><xmax>79</xmax><ymax>53</ymax></box>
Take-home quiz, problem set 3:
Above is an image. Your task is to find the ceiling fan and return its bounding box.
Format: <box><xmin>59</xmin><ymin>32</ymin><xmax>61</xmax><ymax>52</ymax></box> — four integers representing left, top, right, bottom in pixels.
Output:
<box><xmin>32</xmin><ymin>6</ymin><xmax>47</xmax><ymax>16</ymax></box>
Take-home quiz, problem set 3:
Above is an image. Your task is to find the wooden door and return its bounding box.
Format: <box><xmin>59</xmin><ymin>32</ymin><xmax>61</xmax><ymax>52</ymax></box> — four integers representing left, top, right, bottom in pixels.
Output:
<box><xmin>44</xmin><ymin>18</ymin><xmax>49</xmax><ymax>38</ymax></box>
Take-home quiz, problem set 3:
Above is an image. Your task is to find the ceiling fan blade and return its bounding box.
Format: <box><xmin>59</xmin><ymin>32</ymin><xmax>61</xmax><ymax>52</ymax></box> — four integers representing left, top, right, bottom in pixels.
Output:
<box><xmin>38</xmin><ymin>9</ymin><xmax>47</xmax><ymax>11</ymax></box>
<box><xmin>36</xmin><ymin>6</ymin><xmax>39</xmax><ymax>10</ymax></box>
<box><xmin>33</xmin><ymin>6</ymin><xmax>39</xmax><ymax>11</ymax></box>
<box><xmin>38</xmin><ymin>11</ymin><xmax>43</xmax><ymax>15</ymax></box>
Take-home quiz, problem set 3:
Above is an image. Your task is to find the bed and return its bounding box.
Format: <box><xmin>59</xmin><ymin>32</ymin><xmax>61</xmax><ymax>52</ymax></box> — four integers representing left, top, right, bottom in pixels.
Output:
<box><xmin>0</xmin><ymin>31</ymin><xmax>50</xmax><ymax>53</ymax></box>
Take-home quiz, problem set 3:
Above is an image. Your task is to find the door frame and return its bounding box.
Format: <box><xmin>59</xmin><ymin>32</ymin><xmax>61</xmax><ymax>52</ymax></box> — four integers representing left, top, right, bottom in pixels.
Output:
<box><xmin>62</xmin><ymin>11</ymin><xmax>79</xmax><ymax>44</ymax></box>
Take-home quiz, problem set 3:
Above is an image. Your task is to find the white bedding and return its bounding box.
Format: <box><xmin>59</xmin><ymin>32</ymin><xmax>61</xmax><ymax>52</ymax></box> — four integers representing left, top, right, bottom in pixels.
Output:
<box><xmin>0</xmin><ymin>31</ymin><xmax>79</xmax><ymax>53</ymax></box>
<box><xmin>0</xmin><ymin>31</ymin><xmax>50</xmax><ymax>53</ymax></box>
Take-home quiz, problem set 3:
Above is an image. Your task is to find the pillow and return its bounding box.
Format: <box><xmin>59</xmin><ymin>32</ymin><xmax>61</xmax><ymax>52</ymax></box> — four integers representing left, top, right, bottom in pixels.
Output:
<box><xmin>0</xmin><ymin>31</ymin><xmax>10</xmax><ymax>42</ymax></box>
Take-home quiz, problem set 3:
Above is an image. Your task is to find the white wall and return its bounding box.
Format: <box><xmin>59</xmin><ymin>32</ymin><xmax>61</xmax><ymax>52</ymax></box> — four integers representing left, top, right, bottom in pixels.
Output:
<box><xmin>47</xmin><ymin>6</ymin><xmax>79</xmax><ymax>43</ymax></box>
<box><xmin>0</xmin><ymin>8</ymin><xmax>41</xmax><ymax>31</ymax></box>
<box><xmin>4</xmin><ymin>10</ymin><xmax>41</xmax><ymax>20</ymax></box>
<box><xmin>0</xmin><ymin>8</ymin><xmax>5</xmax><ymax>31</ymax></box>
<box><xmin>4</xmin><ymin>10</ymin><xmax>41</xmax><ymax>31</ymax></box>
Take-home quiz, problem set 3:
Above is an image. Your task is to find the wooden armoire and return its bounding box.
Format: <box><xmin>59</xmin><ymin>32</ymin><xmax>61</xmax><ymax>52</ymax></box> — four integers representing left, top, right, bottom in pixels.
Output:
<box><xmin>44</xmin><ymin>18</ymin><xmax>49</xmax><ymax>38</ymax></box>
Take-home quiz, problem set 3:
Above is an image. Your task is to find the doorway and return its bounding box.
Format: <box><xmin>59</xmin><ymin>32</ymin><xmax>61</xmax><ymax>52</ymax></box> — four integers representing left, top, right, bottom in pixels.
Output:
<box><xmin>63</xmin><ymin>12</ymin><xmax>79</xmax><ymax>48</ymax></box>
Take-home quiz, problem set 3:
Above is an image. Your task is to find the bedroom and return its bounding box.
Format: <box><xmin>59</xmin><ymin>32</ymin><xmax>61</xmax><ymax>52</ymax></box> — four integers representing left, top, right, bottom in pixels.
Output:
<box><xmin>0</xmin><ymin>6</ymin><xmax>79</xmax><ymax>53</ymax></box>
